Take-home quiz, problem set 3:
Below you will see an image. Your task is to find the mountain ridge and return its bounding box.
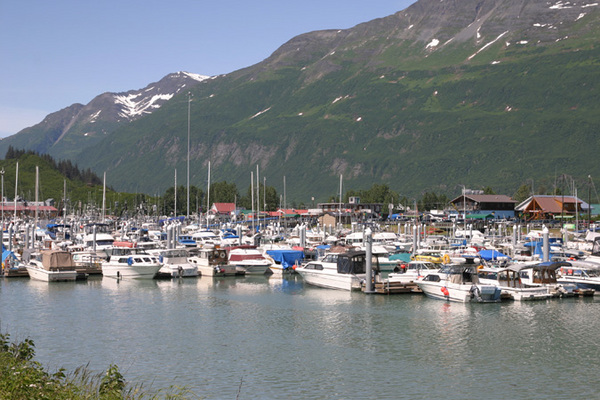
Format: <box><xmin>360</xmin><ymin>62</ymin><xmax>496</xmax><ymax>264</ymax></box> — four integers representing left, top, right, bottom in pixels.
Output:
<box><xmin>2</xmin><ymin>0</ymin><xmax>600</xmax><ymax>201</ymax></box>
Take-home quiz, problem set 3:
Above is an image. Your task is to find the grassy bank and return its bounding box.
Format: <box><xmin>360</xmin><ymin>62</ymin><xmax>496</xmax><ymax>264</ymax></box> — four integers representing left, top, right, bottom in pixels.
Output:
<box><xmin>0</xmin><ymin>333</ymin><xmax>192</xmax><ymax>399</ymax></box>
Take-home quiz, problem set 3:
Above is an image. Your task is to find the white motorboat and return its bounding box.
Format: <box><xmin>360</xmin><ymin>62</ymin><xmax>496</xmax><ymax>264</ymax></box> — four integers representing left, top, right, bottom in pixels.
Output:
<box><xmin>157</xmin><ymin>248</ymin><xmax>198</xmax><ymax>278</ymax></box>
<box><xmin>26</xmin><ymin>250</ymin><xmax>79</xmax><ymax>282</ymax></box>
<box><xmin>477</xmin><ymin>265</ymin><xmax>552</xmax><ymax>301</ymax></box>
<box><xmin>228</xmin><ymin>247</ymin><xmax>272</xmax><ymax>275</ymax></box>
<box><xmin>188</xmin><ymin>247</ymin><xmax>238</xmax><ymax>276</ymax></box>
<box><xmin>101</xmin><ymin>247</ymin><xmax>162</xmax><ymax>279</ymax></box>
<box><xmin>416</xmin><ymin>265</ymin><xmax>502</xmax><ymax>303</ymax></box>
<box><xmin>557</xmin><ymin>263</ymin><xmax>600</xmax><ymax>291</ymax></box>
<box><xmin>386</xmin><ymin>261</ymin><xmax>439</xmax><ymax>285</ymax></box>
<box><xmin>191</xmin><ymin>230</ymin><xmax>221</xmax><ymax>247</ymax></box>
<box><xmin>295</xmin><ymin>250</ymin><xmax>377</xmax><ymax>291</ymax></box>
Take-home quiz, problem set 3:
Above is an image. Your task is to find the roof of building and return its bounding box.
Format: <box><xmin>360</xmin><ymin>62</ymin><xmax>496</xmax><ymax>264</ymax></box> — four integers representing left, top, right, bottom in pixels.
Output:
<box><xmin>211</xmin><ymin>203</ymin><xmax>236</xmax><ymax>214</ymax></box>
<box><xmin>451</xmin><ymin>194</ymin><xmax>516</xmax><ymax>204</ymax></box>
<box><xmin>515</xmin><ymin>195</ymin><xmax>587</xmax><ymax>213</ymax></box>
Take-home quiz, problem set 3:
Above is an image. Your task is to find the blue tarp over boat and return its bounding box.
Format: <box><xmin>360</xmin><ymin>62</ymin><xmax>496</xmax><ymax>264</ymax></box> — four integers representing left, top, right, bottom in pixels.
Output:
<box><xmin>478</xmin><ymin>249</ymin><xmax>510</xmax><ymax>260</ymax></box>
<box><xmin>266</xmin><ymin>250</ymin><xmax>304</xmax><ymax>270</ymax></box>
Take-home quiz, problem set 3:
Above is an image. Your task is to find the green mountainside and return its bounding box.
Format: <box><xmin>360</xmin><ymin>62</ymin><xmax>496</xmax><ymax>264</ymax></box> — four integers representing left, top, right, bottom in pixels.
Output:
<box><xmin>0</xmin><ymin>151</ymin><xmax>146</xmax><ymax>217</ymax></box>
<box><xmin>4</xmin><ymin>0</ymin><xmax>600</xmax><ymax>202</ymax></box>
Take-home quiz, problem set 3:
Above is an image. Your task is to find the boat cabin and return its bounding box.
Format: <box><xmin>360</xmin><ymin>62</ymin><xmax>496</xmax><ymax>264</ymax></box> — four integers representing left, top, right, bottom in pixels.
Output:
<box><xmin>519</xmin><ymin>261</ymin><xmax>570</xmax><ymax>285</ymax></box>
<box><xmin>336</xmin><ymin>250</ymin><xmax>379</xmax><ymax>275</ymax></box>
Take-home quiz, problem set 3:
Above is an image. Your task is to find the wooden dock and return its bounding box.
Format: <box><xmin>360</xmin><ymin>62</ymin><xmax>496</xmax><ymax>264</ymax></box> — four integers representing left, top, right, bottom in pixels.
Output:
<box><xmin>364</xmin><ymin>281</ymin><xmax>421</xmax><ymax>295</ymax></box>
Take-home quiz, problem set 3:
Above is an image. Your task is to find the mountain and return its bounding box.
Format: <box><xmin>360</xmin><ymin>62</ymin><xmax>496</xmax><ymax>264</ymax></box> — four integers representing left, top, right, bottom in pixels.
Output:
<box><xmin>2</xmin><ymin>0</ymin><xmax>600</xmax><ymax>202</ymax></box>
<box><xmin>0</xmin><ymin>72</ymin><xmax>209</xmax><ymax>160</ymax></box>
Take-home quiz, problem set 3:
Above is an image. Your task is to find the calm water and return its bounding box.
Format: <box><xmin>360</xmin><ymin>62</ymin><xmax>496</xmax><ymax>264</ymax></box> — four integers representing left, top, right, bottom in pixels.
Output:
<box><xmin>1</xmin><ymin>275</ymin><xmax>599</xmax><ymax>399</ymax></box>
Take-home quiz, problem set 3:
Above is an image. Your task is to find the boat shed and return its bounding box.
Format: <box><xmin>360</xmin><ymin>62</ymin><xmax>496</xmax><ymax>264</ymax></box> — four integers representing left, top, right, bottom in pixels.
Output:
<box><xmin>449</xmin><ymin>194</ymin><xmax>516</xmax><ymax>219</ymax></box>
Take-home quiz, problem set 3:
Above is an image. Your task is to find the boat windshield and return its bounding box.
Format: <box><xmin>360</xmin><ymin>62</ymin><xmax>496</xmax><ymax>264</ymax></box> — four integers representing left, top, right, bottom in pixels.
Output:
<box><xmin>321</xmin><ymin>254</ymin><xmax>339</xmax><ymax>263</ymax></box>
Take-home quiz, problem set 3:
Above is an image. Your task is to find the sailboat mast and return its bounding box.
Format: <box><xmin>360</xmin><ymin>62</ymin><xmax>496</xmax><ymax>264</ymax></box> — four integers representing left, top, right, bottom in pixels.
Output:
<box><xmin>35</xmin><ymin>166</ymin><xmax>39</xmax><ymax>227</ymax></box>
<box><xmin>206</xmin><ymin>161</ymin><xmax>211</xmax><ymax>228</ymax></box>
<box><xmin>102</xmin><ymin>172</ymin><xmax>106</xmax><ymax>223</ymax></box>
<box><xmin>174</xmin><ymin>169</ymin><xmax>177</xmax><ymax>217</ymax></box>
<box><xmin>338</xmin><ymin>174</ymin><xmax>343</xmax><ymax>229</ymax></box>
<box><xmin>14</xmin><ymin>162</ymin><xmax>18</xmax><ymax>219</ymax></box>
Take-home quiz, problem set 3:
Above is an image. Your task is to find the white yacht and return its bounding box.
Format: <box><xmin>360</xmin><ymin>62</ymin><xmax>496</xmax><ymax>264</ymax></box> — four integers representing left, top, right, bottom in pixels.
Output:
<box><xmin>101</xmin><ymin>247</ymin><xmax>162</xmax><ymax>279</ymax></box>
<box><xmin>295</xmin><ymin>250</ymin><xmax>377</xmax><ymax>291</ymax></box>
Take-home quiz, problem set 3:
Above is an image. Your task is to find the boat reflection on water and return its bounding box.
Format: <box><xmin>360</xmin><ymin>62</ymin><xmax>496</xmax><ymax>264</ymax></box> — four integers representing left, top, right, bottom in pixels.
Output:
<box><xmin>100</xmin><ymin>275</ymin><xmax>159</xmax><ymax>291</ymax></box>
<box><xmin>267</xmin><ymin>274</ymin><xmax>303</xmax><ymax>294</ymax></box>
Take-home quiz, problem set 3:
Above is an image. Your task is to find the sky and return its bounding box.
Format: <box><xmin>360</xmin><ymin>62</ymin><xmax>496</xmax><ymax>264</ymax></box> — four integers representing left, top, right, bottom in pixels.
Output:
<box><xmin>0</xmin><ymin>0</ymin><xmax>416</xmax><ymax>138</ymax></box>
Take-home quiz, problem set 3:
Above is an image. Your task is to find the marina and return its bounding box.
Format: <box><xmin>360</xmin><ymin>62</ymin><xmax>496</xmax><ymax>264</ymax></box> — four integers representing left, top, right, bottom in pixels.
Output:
<box><xmin>1</xmin><ymin>203</ymin><xmax>600</xmax><ymax>398</ymax></box>
<box><xmin>1</xmin><ymin>274</ymin><xmax>600</xmax><ymax>399</ymax></box>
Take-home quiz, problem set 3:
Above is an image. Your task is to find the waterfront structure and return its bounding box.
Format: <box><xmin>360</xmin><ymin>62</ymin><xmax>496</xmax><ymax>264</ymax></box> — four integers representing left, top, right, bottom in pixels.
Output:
<box><xmin>449</xmin><ymin>193</ymin><xmax>516</xmax><ymax>219</ymax></box>
<box><xmin>515</xmin><ymin>195</ymin><xmax>590</xmax><ymax>221</ymax></box>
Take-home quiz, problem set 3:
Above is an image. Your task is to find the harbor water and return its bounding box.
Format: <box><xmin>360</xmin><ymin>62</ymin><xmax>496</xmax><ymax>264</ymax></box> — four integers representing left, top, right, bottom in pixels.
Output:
<box><xmin>1</xmin><ymin>275</ymin><xmax>599</xmax><ymax>399</ymax></box>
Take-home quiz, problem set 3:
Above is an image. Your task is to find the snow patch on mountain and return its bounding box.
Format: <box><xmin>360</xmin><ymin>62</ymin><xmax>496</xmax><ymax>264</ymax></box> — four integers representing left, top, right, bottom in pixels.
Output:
<box><xmin>250</xmin><ymin>107</ymin><xmax>271</xmax><ymax>119</ymax></box>
<box><xmin>468</xmin><ymin>31</ymin><xmax>509</xmax><ymax>60</ymax></box>
<box><xmin>114</xmin><ymin>93</ymin><xmax>175</xmax><ymax>119</ymax></box>
<box><xmin>180</xmin><ymin>71</ymin><xmax>211</xmax><ymax>82</ymax></box>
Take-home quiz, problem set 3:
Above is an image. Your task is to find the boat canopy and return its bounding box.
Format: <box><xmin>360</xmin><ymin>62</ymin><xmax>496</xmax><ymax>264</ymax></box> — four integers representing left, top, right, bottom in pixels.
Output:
<box><xmin>41</xmin><ymin>250</ymin><xmax>76</xmax><ymax>271</ymax></box>
<box><xmin>266</xmin><ymin>249</ymin><xmax>304</xmax><ymax>270</ymax></box>
<box><xmin>336</xmin><ymin>251</ymin><xmax>379</xmax><ymax>274</ymax></box>
<box><xmin>478</xmin><ymin>249</ymin><xmax>510</xmax><ymax>261</ymax></box>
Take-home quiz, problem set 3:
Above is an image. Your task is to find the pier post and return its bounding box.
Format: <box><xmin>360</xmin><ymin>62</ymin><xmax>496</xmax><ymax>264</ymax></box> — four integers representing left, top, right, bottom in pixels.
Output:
<box><xmin>364</xmin><ymin>227</ymin><xmax>374</xmax><ymax>293</ymax></box>
<box><xmin>93</xmin><ymin>224</ymin><xmax>97</xmax><ymax>252</ymax></box>
<box><xmin>412</xmin><ymin>224</ymin><xmax>418</xmax><ymax>256</ymax></box>
<box><xmin>542</xmin><ymin>226</ymin><xmax>549</xmax><ymax>262</ymax></box>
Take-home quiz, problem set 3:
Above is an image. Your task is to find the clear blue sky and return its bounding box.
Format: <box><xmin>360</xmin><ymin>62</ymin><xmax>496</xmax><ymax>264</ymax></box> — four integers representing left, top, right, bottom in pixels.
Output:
<box><xmin>0</xmin><ymin>0</ymin><xmax>415</xmax><ymax>138</ymax></box>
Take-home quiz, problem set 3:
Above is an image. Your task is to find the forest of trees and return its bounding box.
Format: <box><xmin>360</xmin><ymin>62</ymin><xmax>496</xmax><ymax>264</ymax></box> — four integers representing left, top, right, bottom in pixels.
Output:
<box><xmin>4</xmin><ymin>146</ymin><xmax>103</xmax><ymax>186</ymax></box>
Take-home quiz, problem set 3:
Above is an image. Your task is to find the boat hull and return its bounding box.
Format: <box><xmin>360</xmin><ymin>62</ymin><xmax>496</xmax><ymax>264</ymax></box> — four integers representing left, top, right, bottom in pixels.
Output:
<box><xmin>26</xmin><ymin>266</ymin><xmax>77</xmax><ymax>282</ymax></box>
<box><xmin>196</xmin><ymin>264</ymin><xmax>238</xmax><ymax>277</ymax></box>
<box><xmin>233</xmin><ymin>262</ymin><xmax>272</xmax><ymax>275</ymax></box>
<box><xmin>102</xmin><ymin>264</ymin><xmax>161</xmax><ymax>279</ymax></box>
<box><xmin>296</xmin><ymin>268</ymin><xmax>364</xmax><ymax>291</ymax></box>
<box><xmin>158</xmin><ymin>264</ymin><xmax>199</xmax><ymax>278</ymax></box>
<box><xmin>416</xmin><ymin>280</ymin><xmax>501</xmax><ymax>303</ymax></box>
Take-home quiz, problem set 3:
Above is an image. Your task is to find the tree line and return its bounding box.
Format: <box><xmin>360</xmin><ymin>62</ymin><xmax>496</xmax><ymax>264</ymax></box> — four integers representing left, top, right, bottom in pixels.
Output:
<box><xmin>5</xmin><ymin>146</ymin><xmax>103</xmax><ymax>186</ymax></box>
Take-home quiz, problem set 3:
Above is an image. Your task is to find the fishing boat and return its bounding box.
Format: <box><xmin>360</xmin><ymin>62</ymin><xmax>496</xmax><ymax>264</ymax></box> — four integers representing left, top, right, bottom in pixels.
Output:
<box><xmin>295</xmin><ymin>250</ymin><xmax>377</xmax><ymax>291</ymax></box>
<box><xmin>101</xmin><ymin>247</ymin><xmax>162</xmax><ymax>279</ymax></box>
<box><xmin>477</xmin><ymin>265</ymin><xmax>552</xmax><ymax>301</ymax></box>
<box><xmin>25</xmin><ymin>250</ymin><xmax>80</xmax><ymax>282</ymax></box>
<box><xmin>188</xmin><ymin>247</ymin><xmax>238</xmax><ymax>276</ymax></box>
<box><xmin>518</xmin><ymin>261</ymin><xmax>578</xmax><ymax>297</ymax></box>
<box><xmin>416</xmin><ymin>264</ymin><xmax>502</xmax><ymax>303</ymax></box>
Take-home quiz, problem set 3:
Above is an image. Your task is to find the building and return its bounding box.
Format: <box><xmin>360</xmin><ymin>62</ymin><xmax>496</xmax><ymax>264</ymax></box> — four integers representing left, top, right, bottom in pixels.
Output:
<box><xmin>0</xmin><ymin>201</ymin><xmax>58</xmax><ymax>218</ymax></box>
<box><xmin>318</xmin><ymin>201</ymin><xmax>384</xmax><ymax>219</ymax></box>
<box><xmin>515</xmin><ymin>195</ymin><xmax>590</xmax><ymax>221</ymax></box>
<box><xmin>449</xmin><ymin>194</ymin><xmax>517</xmax><ymax>219</ymax></box>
